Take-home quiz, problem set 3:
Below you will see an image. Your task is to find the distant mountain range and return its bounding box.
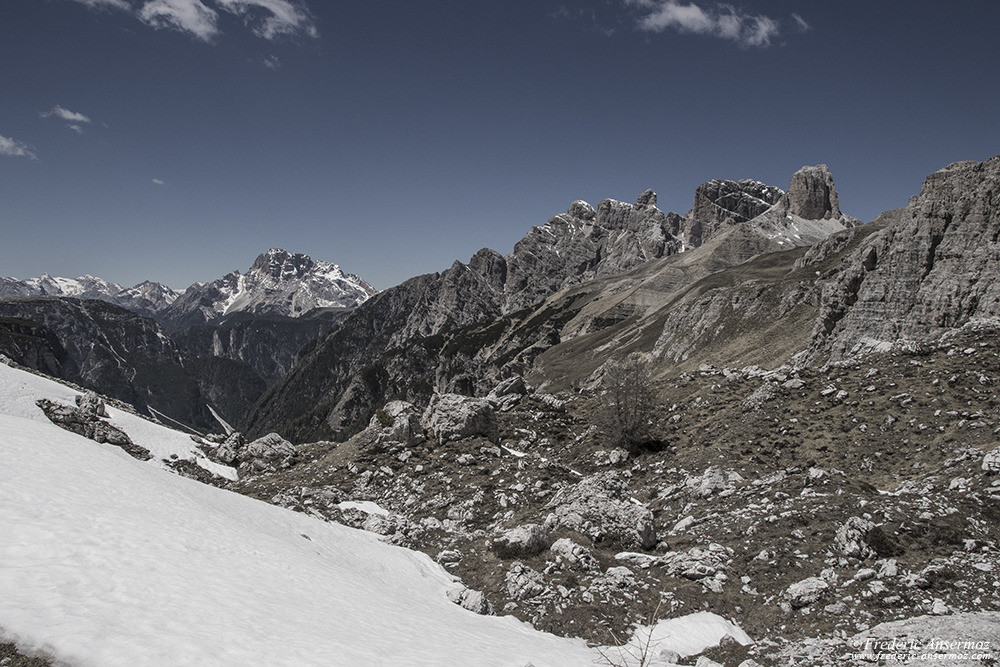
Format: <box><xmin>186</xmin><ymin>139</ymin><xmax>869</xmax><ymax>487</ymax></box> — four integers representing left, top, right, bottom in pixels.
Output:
<box><xmin>245</xmin><ymin>163</ymin><xmax>863</xmax><ymax>441</ymax></box>
<box><xmin>0</xmin><ymin>274</ymin><xmax>181</xmax><ymax>319</ymax></box>
<box><xmin>0</xmin><ymin>248</ymin><xmax>375</xmax><ymax>328</ymax></box>
<box><xmin>0</xmin><ymin>249</ymin><xmax>375</xmax><ymax>431</ymax></box>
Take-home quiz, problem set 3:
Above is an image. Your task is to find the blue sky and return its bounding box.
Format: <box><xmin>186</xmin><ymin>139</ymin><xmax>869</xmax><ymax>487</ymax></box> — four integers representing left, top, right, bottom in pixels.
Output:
<box><xmin>2</xmin><ymin>1</ymin><xmax>998</xmax><ymax>291</ymax></box>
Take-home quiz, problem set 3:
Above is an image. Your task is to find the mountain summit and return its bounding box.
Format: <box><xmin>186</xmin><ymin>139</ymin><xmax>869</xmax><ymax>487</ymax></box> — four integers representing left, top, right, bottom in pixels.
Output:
<box><xmin>157</xmin><ymin>249</ymin><xmax>375</xmax><ymax>332</ymax></box>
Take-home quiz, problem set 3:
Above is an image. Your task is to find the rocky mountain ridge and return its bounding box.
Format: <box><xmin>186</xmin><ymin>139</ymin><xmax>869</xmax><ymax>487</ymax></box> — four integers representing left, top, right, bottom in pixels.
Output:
<box><xmin>156</xmin><ymin>249</ymin><xmax>375</xmax><ymax>332</ymax></box>
<box><xmin>246</xmin><ymin>163</ymin><xmax>857</xmax><ymax>442</ymax></box>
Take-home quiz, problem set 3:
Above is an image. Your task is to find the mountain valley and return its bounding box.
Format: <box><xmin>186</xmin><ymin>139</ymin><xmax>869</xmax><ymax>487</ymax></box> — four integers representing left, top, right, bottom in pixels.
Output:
<box><xmin>3</xmin><ymin>156</ymin><xmax>1000</xmax><ymax>666</ymax></box>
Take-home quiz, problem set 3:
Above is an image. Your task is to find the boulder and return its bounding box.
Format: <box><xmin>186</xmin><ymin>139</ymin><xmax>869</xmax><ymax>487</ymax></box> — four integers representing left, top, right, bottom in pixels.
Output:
<box><xmin>658</xmin><ymin>544</ymin><xmax>732</xmax><ymax>580</ymax></box>
<box><xmin>505</xmin><ymin>562</ymin><xmax>546</xmax><ymax>600</ymax></box>
<box><xmin>549</xmin><ymin>538</ymin><xmax>598</xmax><ymax>570</ymax></box>
<box><xmin>491</xmin><ymin>524</ymin><xmax>551</xmax><ymax>558</ymax></box>
<box><xmin>785</xmin><ymin>576</ymin><xmax>829</xmax><ymax>608</ymax></box>
<box><xmin>214</xmin><ymin>431</ymin><xmax>246</xmax><ymax>465</ymax></box>
<box><xmin>835</xmin><ymin>516</ymin><xmax>877</xmax><ymax>559</ymax></box>
<box><xmin>982</xmin><ymin>446</ymin><xmax>1000</xmax><ymax>473</ymax></box>
<box><xmin>369</xmin><ymin>400</ymin><xmax>424</xmax><ymax>448</ymax></box>
<box><xmin>544</xmin><ymin>471</ymin><xmax>657</xmax><ymax>550</ymax></box>
<box><xmin>421</xmin><ymin>393</ymin><xmax>498</xmax><ymax>444</ymax></box>
<box><xmin>238</xmin><ymin>432</ymin><xmax>298</xmax><ymax>476</ymax></box>
<box><xmin>694</xmin><ymin>465</ymin><xmax>727</xmax><ymax>497</ymax></box>
<box><xmin>446</xmin><ymin>586</ymin><xmax>493</xmax><ymax>615</ymax></box>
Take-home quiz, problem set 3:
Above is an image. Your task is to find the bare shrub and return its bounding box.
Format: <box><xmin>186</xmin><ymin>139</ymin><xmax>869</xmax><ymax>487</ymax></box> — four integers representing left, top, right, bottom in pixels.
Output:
<box><xmin>598</xmin><ymin>354</ymin><xmax>660</xmax><ymax>454</ymax></box>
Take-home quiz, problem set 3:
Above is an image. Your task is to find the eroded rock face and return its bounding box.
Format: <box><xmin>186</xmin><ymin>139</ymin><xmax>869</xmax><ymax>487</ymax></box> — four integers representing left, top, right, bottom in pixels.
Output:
<box><xmin>775</xmin><ymin>164</ymin><xmax>841</xmax><ymax>220</ymax></box>
<box><xmin>685</xmin><ymin>178</ymin><xmax>785</xmax><ymax>246</ymax></box>
<box><xmin>809</xmin><ymin>155</ymin><xmax>1000</xmax><ymax>363</ymax></box>
<box><xmin>544</xmin><ymin>471</ymin><xmax>657</xmax><ymax>550</ymax></box>
<box><xmin>245</xmin><ymin>191</ymin><xmax>686</xmax><ymax>442</ymax></box>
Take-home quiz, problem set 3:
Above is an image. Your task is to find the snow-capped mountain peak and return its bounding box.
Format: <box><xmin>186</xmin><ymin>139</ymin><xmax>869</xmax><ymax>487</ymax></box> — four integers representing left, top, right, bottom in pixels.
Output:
<box><xmin>156</xmin><ymin>249</ymin><xmax>376</xmax><ymax>331</ymax></box>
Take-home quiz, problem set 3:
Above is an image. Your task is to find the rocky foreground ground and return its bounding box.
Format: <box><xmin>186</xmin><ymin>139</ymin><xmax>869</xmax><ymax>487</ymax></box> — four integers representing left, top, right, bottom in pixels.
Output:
<box><xmin>153</xmin><ymin>321</ymin><xmax>998</xmax><ymax>666</ymax></box>
<box><xmin>19</xmin><ymin>318</ymin><xmax>1000</xmax><ymax>666</ymax></box>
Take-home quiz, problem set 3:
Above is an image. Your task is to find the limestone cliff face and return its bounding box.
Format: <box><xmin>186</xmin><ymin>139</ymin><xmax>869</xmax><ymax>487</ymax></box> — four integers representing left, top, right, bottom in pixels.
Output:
<box><xmin>775</xmin><ymin>164</ymin><xmax>842</xmax><ymax>220</ymax></box>
<box><xmin>684</xmin><ymin>178</ymin><xmax>784</xmax><ymax>246</ymax></box>
<box><xmin>807</xmin><ymin>155</ymin><xmax>1000</xmax><ymax>362</ymax></box>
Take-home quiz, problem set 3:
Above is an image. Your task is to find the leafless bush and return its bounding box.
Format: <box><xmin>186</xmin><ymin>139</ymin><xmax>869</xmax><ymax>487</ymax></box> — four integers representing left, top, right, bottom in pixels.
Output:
<box><xmin>598</xmin><ymin>354</ymin><xmax>660</xmax><ymax>454</ymax></box>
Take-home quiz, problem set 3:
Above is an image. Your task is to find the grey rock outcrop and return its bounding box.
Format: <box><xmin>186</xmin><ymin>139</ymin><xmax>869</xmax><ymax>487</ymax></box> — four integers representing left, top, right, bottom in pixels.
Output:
<box><xmin>235</xmin><ymin>432</ymin><xmax>298</xmax><ymax>476</ymax></box>
<box><xmin>774</xmin><ymin>164</ymin><xmax>841</xmax><ymax>220</ymax></box>
<box><xmin>446</xmin><ymin>586</ymin><xmax>493</xmax><ymax>615</ymax></box>
<box><xmin>658</xmin><ymin>543</ymin><xmax>733</xmax><ymax>580</ymax></box>
<box><xmin>369</xmin><ymin>401</ymin><xmax>424</xmax><ymax>448</ymax></box>
<box><xmin>544</xmin><ymin>471</ymin><xmax>657</xmax><ymax>550</ymax></box>
<box><xmin>835</xmin><ymin>516</ymin><xmax>877</xmax><ymax>559</ymax></box>
<box><xmin>75</xmin><ymin>391</ymin><xmax>108</xmax><ymax>417</ymax></box>
<box><xmin>35</xmin><ymin>397</ymin><xmax>150</xmax><ymax>461</ymax></box>
<box><xmin>549</xmin><ymin>538</ymin><xmax>598</xmax><ymax>570</ymax></box>
<box><xmin>982</xmin><ymin>446</ymin><xmax>1000</xmax><ymax>473</ymax></box>
<box><xmin>505</xmin><ymin>562</ymin><xmax>546</xmax><ymax>600</ymax></box>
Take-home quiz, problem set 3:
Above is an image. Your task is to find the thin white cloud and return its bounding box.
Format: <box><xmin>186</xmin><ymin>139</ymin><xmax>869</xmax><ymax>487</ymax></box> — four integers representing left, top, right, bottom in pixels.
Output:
<box><xmin>0</xmin><ymin>134</ymin><xmax>38</xmax><ymax>160</ymax></box>
<box><xmin>139</xmin><ymin>0</ymin><xmax>220</xmax><ymax>41</ymax></box>
<box><xmin>214</xmin><ymin>0</ymin><xmax>317</xmax><ymax>40</ymax></box>
<box><xmin>626</xmin><ymin>1</ymin><xmax>784</xmax><ymax>48</ymax></box>
<box><xmin>791</xmin><ymin>13</ymin><xmax>811</xmax><ymax>33</ymax></box>
<box><xmin>152</xmin><ymin>178</ymin><xmax>166</xmax><ymax>185</ymax></box>
<box><xmin>263</xmin><ymin>54</ymin><xmax>281</xmax><ymax>69</ymax></box>
<box><xmin>41</xmin><ymin>105</ymin><xmax>93</xmax><ymax>124</ymax></box>
<box><xmin>67</xmin><ymin>0</ymin><xmax>318</xmax><ymax>42</ymax></box>
<box><xmin>71</xmin><ymin>0</ymin><xmax>132</xmax><ymax>9</ymax></box>
<box><xmin>68</xmin><ymin>124</ymin><xmax>85</xmax><ymax>134</ymax></box>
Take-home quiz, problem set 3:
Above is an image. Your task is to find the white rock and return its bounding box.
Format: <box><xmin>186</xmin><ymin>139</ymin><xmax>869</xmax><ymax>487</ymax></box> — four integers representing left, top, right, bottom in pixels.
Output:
<box><xmin>785</xmin><ymin>577</ymin><xmax>829</xmax><ymax>608</ymax></box>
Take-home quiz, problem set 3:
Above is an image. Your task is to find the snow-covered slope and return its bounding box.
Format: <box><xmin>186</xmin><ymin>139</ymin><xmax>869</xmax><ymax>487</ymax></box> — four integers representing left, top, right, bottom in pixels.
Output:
<box><xmin>0</xmin><ymin>403</ymin><xmax>598</xmax><ymax>665</ymax></box>
<box><xmin>157</xmin><ymin>248</ymin><xmax>376</xmax><ymax>331</ymax></box>
<box><xmin>0</xmin><ymin>361</ymin><xmax>750</xmax><ymax>665</ymax></box>
<box><xmin>0</xmin><ymin>362</ymin><xmax>234</xmax><ymax>480</ymax></box>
